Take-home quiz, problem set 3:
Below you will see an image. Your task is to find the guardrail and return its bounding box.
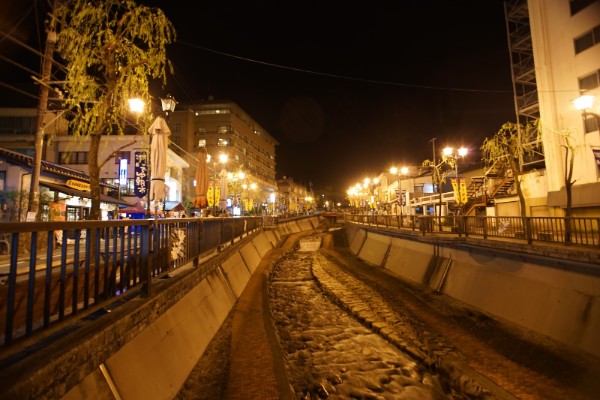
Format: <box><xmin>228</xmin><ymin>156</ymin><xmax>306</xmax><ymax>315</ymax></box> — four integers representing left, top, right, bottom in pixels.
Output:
<box><xmin>344</xmin><ymin>213</ymin><xmax>600</xmax><ymax>247</ymax></box>
<box><xmin>0</xmin><ymin>216</ymin><xmax>263</xmax><ymax>347</ymax></box>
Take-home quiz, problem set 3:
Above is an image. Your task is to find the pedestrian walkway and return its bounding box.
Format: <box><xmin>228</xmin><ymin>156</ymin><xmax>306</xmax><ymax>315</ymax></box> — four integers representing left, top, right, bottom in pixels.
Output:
<box><xmin>222</xmin><ymin>235</ymin><xmax>297</xmax><ymax>400</ymax></box>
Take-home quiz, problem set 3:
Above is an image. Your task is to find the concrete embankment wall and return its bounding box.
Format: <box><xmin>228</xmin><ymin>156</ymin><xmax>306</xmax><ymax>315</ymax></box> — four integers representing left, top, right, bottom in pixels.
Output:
<box><xmin>45</xmin><ymin>217</ymin><xmax>319</xmax><ymax>400</ymax></box>
<box><xmin>345</xmin><ymin>223</ymin><xmax>600</xmax><ymax>358</ymax></box>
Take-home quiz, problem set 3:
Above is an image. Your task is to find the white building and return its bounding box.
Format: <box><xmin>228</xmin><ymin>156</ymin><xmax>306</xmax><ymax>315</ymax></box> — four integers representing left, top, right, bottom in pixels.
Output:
<box><xmin>525</xmin><ymin>0</ymin><xmax>600</xmax><ymax>216</ymax></box>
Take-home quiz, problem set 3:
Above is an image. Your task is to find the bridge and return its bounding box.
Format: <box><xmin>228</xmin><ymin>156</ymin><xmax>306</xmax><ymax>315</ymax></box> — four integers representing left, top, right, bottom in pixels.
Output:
<box><xmin>0</xmin><ymin>213</ymin><xmax>598</xmax><ymax>399</ymax></box>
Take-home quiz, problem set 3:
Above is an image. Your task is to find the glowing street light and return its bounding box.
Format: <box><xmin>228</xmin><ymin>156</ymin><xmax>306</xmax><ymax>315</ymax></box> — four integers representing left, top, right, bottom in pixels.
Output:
<box><xmin>572</xmin><ymin>94</ymin><xmax>599</xmax><ymax>131</ymax></box>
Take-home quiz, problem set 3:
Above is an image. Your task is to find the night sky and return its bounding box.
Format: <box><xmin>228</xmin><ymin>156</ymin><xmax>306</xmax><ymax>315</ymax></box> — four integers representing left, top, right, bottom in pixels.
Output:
<box><xmin>1</xmin><ymin>1</ymin><xmax>516</xmax><ymax>199</ymax></box>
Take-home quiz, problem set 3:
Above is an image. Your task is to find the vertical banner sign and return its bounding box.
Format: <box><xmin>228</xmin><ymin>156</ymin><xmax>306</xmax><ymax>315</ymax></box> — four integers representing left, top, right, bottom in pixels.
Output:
<box><xmin>395</xmin><ymin>189</ymin><xmax>400</xmax><ymax>204</ymax></box>
<box><xmin>134</xmin><ymin>151</ymin><xmax>148</xmax><ymax>198</ymax></box>
<box><xmin>451</xmin><ymin>178</ymin><xmax>459</xmax><ymax>200</ymax></box>
<box><xmin>401</xmin><ymin>189</ymin><xmax>407</xmax><ymax>206</ymax></box>
<box><xmin>119</xmin><ymin>158</ymin><xmax>128</xmax><ymax>185</ymax></box>
<box><xmin>452</xmin><ymin>178</ymin><xmax>468</xmax><ymax>203</ymax></box>
<box><xmin>459</xmin><ymin>179</ymin><xmax>468</xmax><ymax>203</ymax></box>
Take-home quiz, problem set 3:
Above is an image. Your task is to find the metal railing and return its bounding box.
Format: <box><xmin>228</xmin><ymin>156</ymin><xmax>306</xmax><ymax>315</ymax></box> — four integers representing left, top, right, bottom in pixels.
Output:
<box><xmin>344</xmin><ymin>213</ymin><xmax>600</xmax><ymax>247</ymax></box>
<box><xmin>0</xmin><ymin>216</ymin><xmax>263</xmax><ymax>347</ymax></box>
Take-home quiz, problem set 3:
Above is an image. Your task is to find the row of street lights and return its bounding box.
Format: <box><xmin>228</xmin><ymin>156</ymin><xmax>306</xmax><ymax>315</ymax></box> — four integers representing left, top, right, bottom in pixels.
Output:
<box><xmin>348</xmin><ymin>145</ymin><xmax>469</xmax><ymax>216</ymax></box>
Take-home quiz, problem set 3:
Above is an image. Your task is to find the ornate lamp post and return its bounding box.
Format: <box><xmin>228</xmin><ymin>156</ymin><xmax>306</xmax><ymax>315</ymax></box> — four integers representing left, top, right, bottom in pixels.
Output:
<box><xmin>442</xmin><ymin>146</ymin><xmax>468</xmax><ymax>213</ymax></box>
<box><xmin>390</xmin><ymin>166</ymin><xmax>409</xmax><ymax>223</ymax></box>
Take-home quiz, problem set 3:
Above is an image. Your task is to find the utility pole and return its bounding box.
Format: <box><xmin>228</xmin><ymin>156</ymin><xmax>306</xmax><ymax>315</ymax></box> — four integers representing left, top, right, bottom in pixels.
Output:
<box><xmin>28</xmin><ymin>0</ymin><xmax>58</xmax><ymax>219</ymax></box>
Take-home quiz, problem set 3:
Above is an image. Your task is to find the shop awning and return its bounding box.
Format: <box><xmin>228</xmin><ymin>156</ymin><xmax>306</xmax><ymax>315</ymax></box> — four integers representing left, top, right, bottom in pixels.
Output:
<box><xmin>164</xmin><ymin>201</ymin><xmax>185</xmax><ymax>212</ymax></box>
<box><xmin>118</xmin><ymin>204</ymin><xmax>147</xmax><ymax>214</ymax></box>
<box><xmin>41</xmin><ymin>181</ymin><xmax>131</xmax><ymax>206</ymax></box>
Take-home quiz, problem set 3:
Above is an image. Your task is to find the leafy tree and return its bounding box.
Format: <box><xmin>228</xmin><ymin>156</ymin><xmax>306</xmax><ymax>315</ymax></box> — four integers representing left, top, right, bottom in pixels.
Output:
<box><xmin>480</xmin><ymin>120</ymin><xmax>541</xmax><ymax>219</ymax></box>
<box><xmin>54</xmin><ymin>0</ymin><xmax>175</xmax><ymax>219</ymax></box>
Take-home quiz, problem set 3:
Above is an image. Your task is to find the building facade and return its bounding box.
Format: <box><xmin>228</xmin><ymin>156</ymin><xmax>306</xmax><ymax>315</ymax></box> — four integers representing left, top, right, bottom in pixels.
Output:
<box><xmin>513</xmin><ymin>0</ymin><xmax>600</xmax><ymax>216</ymax></box>
<box><xmin>276</xmin><ymin>176</ymin><xmax>313</xmax><ymax>215</ymax></box>
<box><xmin>0</xmin><ymin>108</ymin><xmax>189</xmax><ymax>219</ymax></box>
<box><xmin>168</xmin><ymin>99</ymin><xmax>279</xmax><ymax>213</ymax></box>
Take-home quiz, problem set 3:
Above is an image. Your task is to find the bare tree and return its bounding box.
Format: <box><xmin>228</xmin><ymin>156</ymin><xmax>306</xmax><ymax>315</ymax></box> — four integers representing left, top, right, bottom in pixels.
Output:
<box><xmin>557</xmin><ymin>130</ymin><xmax>577</xmax><ymax>244</ymax></box>
<box><xmin>54</xmin><ymin>0</ymin><xmax>175</xmax><ymax>219</ymax></box>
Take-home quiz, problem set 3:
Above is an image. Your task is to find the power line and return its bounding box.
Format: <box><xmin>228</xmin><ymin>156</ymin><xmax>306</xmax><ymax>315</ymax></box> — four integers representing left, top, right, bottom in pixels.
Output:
<box><xmin>177</xmin><ymin>40</ymin><xmax>514</xmax><ymax>94</ymax></box>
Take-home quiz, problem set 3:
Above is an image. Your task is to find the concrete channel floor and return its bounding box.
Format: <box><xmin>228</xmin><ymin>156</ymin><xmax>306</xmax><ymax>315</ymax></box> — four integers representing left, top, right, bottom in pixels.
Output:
<box><xmin>176</xmin><ymin>228</ymin><xmax>600</xmax><ymax>400</ymax></box>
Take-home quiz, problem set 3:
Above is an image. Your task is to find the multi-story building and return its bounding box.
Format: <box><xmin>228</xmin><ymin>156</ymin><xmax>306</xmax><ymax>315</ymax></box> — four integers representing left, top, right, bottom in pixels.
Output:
<box><xmin>507</xmin><ymin>0</ymin><xmax>600</xmax><ymax>216</ymax></box>
<box><xmin>276</xmin><ymin>176</ymin><xmax>313</xmax><ymax>214</ymax></box>
<box><xmin>168</xmin><ymin>98</ymin><xmax>279</xmax><ymax>211</ymax></box>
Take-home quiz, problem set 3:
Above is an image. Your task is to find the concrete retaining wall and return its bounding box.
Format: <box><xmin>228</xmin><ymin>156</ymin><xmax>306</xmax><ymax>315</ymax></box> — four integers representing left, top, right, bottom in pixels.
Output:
<box><xmin>59</xmin><ymin>217</ymin><xmax>319</xmax><ymax>400</ymax></box>
<box><xmin>345</xmin><ymin>223</ymin><xmax>600</xmax><ymax>358</ymax></box>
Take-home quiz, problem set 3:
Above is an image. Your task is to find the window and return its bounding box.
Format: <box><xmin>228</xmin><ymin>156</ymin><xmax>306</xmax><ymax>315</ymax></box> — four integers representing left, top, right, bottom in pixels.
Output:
<box><xmin>59</xmin><ymin>151</ymin><xmax>88</xmax><ymax>165</ymax></box>
<box><xmin>579</xmin><ymin>70</ymin><xmax>600</xmax><ymax>91</ymax></box>
<box><xmin>217</xmin><ymin>138</ymin><xmax>231</xmax><ymax>147</ymax></box>
<box><xmin>218</xmin><ymin>125</ymin><xmax>232</xmax><ymax>134</ymax></box>
<box><xmin>196</xmin><ymin>108</ymin><xmax>231</xmax><ymax>116</ymax></box>
<box><xmin>570</xmin><ymin>0</ymin><xmax>598</xmax><ymax>15</ymax></box>
<box><xmin>0</xmin><ymin>116</ymin><xmax>36</xmax><ymax>134</ymax></box>
<box><xmin>171</xmin><ymin>123</ymin><xmax>181</xmax><ymax>133</ymax></box>
<box><xmin>584</xmin><ymin>115</ymin><xmax>599</xmax><ymax>133</ymax></box>
<box><xmin>171</xmin><ymin>136</ymin><xmax>181</xmax><ymax>146</ymax></box>
<box><xmin>196</xmin><ymin>127</ymin><xmax>207</xmax><ymax>135</ymax></box>
<box><xmin>574</xmin><ymin>25</ymin><xmax>600</xmax><ymax>54</ymax></box>
<box><xmin>102</xmin><ymin>178</ymin><xmax>135</xmax><ymax>197</ymax></box>
<box><xmin>114</xmin><ymin>151</ymin><xmax>130</xmax><ymax>164</ymax></box>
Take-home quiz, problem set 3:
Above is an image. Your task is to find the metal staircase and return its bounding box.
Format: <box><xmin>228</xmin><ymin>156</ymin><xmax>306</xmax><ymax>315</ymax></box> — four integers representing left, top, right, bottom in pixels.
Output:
<box><xmin>461</xmin><ymin>161</ymin><xmax>516</xmax><ymax>215</ymax></box>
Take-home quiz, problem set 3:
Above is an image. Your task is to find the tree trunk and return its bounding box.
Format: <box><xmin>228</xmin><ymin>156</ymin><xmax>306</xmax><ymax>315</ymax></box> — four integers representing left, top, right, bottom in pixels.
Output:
<box><xmin>565</xmin><ymin>182</ymin><xmax>573</xmax><ymax>244</ymax></box>
<box><xmin>89</xmin><ymin>133</ymin><xmax>101</xmax><ymax>220</ymax></box>
<box><xmin>564</xmin><ymin>147</ymin><xmax>575</xmax><ymax>245</ymax></box>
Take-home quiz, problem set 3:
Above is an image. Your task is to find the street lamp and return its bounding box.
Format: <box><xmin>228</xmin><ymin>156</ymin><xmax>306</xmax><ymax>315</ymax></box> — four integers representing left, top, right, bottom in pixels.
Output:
<box><xmin>161</xmin><ymin>94</ymin><xmax>178</xmax><ymax>121</ymax></box>
<box><xmin>389</xmin><ymin>166</ymin><xmax>409</xmax><ymax>222</ymax></box>
<box><xmin>212</xmin><ymin>152</ymin><xmax>228</xmax><ymax>215</ymax></box>
<box><xmin>442</xmin><ymin>146</ymin><xmax>468</xmax><ymax>212</ymax></box>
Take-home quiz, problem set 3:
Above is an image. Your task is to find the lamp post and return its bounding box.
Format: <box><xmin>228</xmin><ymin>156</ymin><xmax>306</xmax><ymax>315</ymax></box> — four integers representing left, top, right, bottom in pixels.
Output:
<box><xmin>442</xmin><ymin>146</ymin><xmax>468</xmax><ymax>213</ymax></box>
<box><xmin>390</xmin><ymin>166</ymin><xmax>409</xmax><ymax>223</ymax></box>
<box><xmin>213</xmin><ymin>152</ymin><xmax>228</xmax><ymax>216</ymax></box>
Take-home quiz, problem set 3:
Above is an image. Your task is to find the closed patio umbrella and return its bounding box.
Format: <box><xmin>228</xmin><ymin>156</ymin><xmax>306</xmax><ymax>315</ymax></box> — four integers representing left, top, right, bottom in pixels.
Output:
<box><xmin>148</xmin><ymin>116</ymin><xmax>171</xmax><ymax>203</ymax></box>
<box><xmin>194</xmin><ymin>149</ymin><xmax>209</xmax><ymax>208</ymax></box>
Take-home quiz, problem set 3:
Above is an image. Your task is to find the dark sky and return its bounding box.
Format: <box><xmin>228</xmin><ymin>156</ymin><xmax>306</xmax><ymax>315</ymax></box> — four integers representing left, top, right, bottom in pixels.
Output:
<box><xmin>1</xmin><ymin>1</ymin><xmax>516</xmax><ymax>199</ymax></box>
